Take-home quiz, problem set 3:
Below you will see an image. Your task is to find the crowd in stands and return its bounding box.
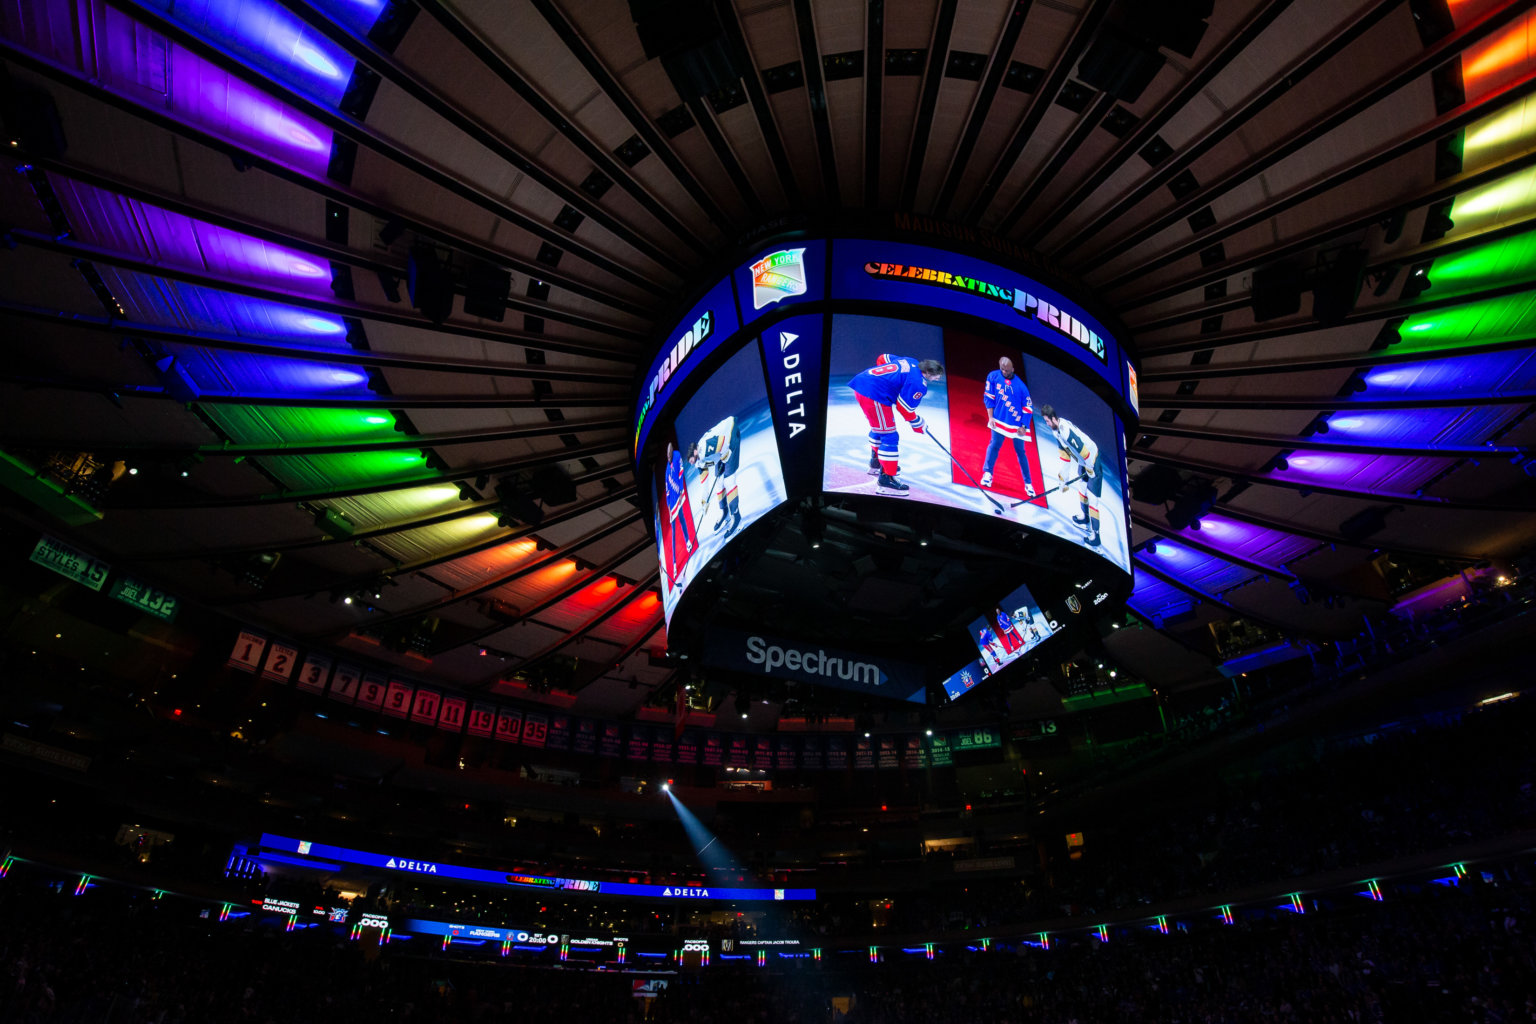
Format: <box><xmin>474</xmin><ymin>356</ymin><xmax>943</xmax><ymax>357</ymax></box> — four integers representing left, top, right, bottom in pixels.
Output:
<box><xmin>3</xmin><ymin>856</ymin><xmax>1533</xmax><ymax>1023</ymax></box>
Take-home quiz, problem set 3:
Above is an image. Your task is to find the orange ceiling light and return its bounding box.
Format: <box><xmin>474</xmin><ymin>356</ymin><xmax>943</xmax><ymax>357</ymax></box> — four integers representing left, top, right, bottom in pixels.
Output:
<box><xmin>1461</xmin><ymin>11</ymin><xmax>1535</xmax><ymax>101</ymax></box>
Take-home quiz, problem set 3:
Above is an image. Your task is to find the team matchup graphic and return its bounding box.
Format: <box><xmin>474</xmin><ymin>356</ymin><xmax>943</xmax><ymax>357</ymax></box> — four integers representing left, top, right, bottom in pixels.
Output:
<box><xmin>654</xmin><ymin>344</ymin><xmax>789</xmax><ymax>622</ymax></box>
<box><xmin>823</xmin><ymin>315</ymin><xmax>1130</xmax><ymax>572</ymax></box>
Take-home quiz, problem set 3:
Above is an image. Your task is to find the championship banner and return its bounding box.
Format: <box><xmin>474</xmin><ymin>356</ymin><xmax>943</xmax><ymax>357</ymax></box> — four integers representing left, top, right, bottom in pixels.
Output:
<box><xmin>676</xmin><ymin>731</ymin><xmax>699</xmax><ymax>765</ymax></box>
<box><xmin>753</xmin><ymin>736</ymin><xmax>774</xmax><ymax>770</ymax></box>
<box><xmin>775</xmin><ymin>736</ymin><xmax>799</xmax><ymax>771</ymax></box>
<box><xmin>824</xmin><ymin>735</ymin><xmax>848</xmax><ymax>770</ymax></box>
<box><xmin>651</xmin><ymin>729</ymin><xmax>674</xmax><ymax>763</ymax></box>
<box><xmin>701</xmin><ymin>626</ymin><xmax>926</xmax><ymax>703</ymax></box>
<box><xmin>701</xmin><ymin>733</ymin><xmax>724</xmax><ymax>766</ymax></box>
<box><xmin>878</xmin><ymin>736</ymin><xmax>899</xmax><ymax>769</ymax></box>
<box><xmin>546</xmin><ymin>714</ymin><xmax>571</xmax><ymax>751</ymax></box>
<box><xmin>573</xmin><ymin>718</ymin><xmax>597</xmax><ymax>755</ymax></box>
<box><xmin>903</xmin><ymin>734</ymin><xmax>924</xmax><ymax>769</ymax></box>
<box><xmin>853</xmin><ymin>735</ymin><xmax>876</xmax><ymax>770</ymax></box>
<box><xmin>627</xmin><ymin>724</ymin><xmax>651</xmax><ymax>760</ymax></box>
<box><xmin>598</xmin><ymin>721</ymin><xmax>622</xmax><ymax>757</ymax></box>
<box><xmin>726</xmin><ymin>735</ymin><xmax>750</xmax><ymax>768</ymax></box>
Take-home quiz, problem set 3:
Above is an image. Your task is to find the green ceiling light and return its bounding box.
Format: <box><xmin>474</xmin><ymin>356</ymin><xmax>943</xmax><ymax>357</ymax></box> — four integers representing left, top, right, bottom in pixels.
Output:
<box><xmin>262</xmin><ymin>450</ymin><xmax>428</xmax><ymax>490</ymax></box>
<box><xmin>1392</xmin><ymin>293</ymin><xmax>1536</xmax><ymax>355</ymax></box>
<box><xmin>200</xmin><ymin>406</ymin><xmax>400</xmax><ymax>444</ymax></box>
<box><xmin>1418</xmin><ymin>229</ymin><xmax>1536</xmax><ymax>295</ymax></box>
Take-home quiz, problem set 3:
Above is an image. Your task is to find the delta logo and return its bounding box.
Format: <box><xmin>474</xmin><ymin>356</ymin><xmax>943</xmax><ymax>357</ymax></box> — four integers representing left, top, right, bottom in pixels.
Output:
<box><xmin>751</xmin><ymin>248</ymin><xmax>808</xmax><ymax>309</ymax></box>
<box><xmin>662</xmin><ymin>887</ymin><xmax>711</xmax><ymax>898</ymax></box>
<box><xmin>385</xmin><ymin>857</ymin><xmax>438</xmax><ymax>874</ymax></box>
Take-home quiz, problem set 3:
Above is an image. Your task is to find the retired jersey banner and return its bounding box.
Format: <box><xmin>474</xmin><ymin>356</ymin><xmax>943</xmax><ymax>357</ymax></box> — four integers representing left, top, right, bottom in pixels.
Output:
<box><xmin>466</xmin><ymin>702</ymin><xmax>496</xmax><ymax>738</ymax></box>
<box><xmin>409</xmin><ymin>688</ymin><xmax>440</xmax><ymax>725</ymax></box>
<box><xmin>357</xmin><ymin>674</ymin><xmax>388</xmax><ymax>710</ymax></box>
<box><xmin>329</xmin><ymin>664</ymin><xmax>360</xmax><ymax>703</ymax></box>
<box><xmin>382</xmin><ymin>680</ymin><xmax>413</xmax><ymax>719</ymax></box>
<box><xmin>494</xmin><ymin>708</ymin><xmax>523</xmax><ymax>743</ymax></box>
<box><xmin>296</xmin><ymin>654</ymin><xmax>331</xmax><ymax>694</ymax></box>
<box><xmin>521</xmin><ymin>713</ymin><xmax>548</xmax><ymax>748</ymax></box>
<box><xmin>261</xmin><ymin>643</ymin><xmax>299</xmax><ymax>683</ymax></box>
<box><xmin>228</xmin><ymin>631</ymin><xmax>267</xmax><ymax>672</ymax></box>
<box><xmin>437</xmin><ymin>695</ymin><xmax>466</xmax><ymax>733</ymax></box>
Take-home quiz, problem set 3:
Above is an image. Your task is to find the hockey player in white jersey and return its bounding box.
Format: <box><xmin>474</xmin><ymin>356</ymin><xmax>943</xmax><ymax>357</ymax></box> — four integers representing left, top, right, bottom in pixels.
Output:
<box><xmin>688</xmin><ymin>415</ymin><xmax>743</xmax><ymax>538</ymax></box>
<box><xmin>1040</xmin><ymin>404</ymin><xmax>1103</xmax><ymax>548</ymax></box>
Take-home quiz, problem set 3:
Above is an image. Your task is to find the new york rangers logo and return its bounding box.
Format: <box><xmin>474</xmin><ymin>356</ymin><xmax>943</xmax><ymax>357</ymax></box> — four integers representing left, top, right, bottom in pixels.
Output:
<box><xmin>751</xmin><ymin>248</ymin><xmax>808</xmax><ymax>309</ymax></box>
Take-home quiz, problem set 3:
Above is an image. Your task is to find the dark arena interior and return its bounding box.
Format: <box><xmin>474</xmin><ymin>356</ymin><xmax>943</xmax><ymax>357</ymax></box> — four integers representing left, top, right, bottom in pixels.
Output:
<box><xmin>2</xmin><ymin>0</ymin><xmax>1536</xmax><ymax>1020</ymax></box>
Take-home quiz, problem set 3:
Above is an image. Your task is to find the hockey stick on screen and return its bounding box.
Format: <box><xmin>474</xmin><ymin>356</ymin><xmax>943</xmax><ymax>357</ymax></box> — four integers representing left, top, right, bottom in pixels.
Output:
<box><xmin>925</xmin><ymin>432</ymin><xmax>1005</xmax><ymax>515</ymax></box>
<box><xmin>1009</xmin><ymin>472</ymin><xmax>1086</xmax><ymax>508</ymax></box>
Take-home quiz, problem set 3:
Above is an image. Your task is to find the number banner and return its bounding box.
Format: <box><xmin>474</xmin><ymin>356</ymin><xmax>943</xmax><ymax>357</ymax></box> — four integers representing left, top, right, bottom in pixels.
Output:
<box><xmin>383</xmin><ymin>681</ymin><xmax>413</xmax><ymax>719</ymax></box>
<box><xmin>466</xmin><ymin>702</ymin><xmax>496</xmax><ymax>738</ymax></box>
<box><xmin>494</xmin><ymin>708</ymin><xmax>523</xmax><ymax>743</ymax></box>
<box><xmin>437</xmin><ymin>695</ymin><xmax>466</xmax><ymax>733</ymax></box>
<box><xmin>329</xmin><ymin>664</ymin><xmax>360</xmax><ymax>703</ymax></box>
<box><xmin>409</xmin><ymin>688</ymin><xmax>440</xmax><ymax>725</ymax></box>
<box><xmin>228</xmin><ymin>631</ymin><xmax>267</xmax><ymax>672</ymax></box>
<box><xmin>30</xmin><ymin>534</ymin><xmax>110</xmax><ymax>591</ymax></box>
<box><xmin>261</xmin><ymin>643</ymin><xmax>299</xmax><ymax>683</ymax></box>
<box><xmin>296</xmin><ymin>654</ymin><xmax>332</xmax><ymax>694</ymax></box>
<box><xmin>356</xmin><ymin>673</ymin><xmax>388</xmax><ymax>709</ymax></box>
<box><xmin>109</xmin><ymin>577</ymin><xmax>178</xmax><ymax>621</ymax></box>
<box><xmin>521</xmin><ymin>712</ymin><xmax>548</xmax><ymax>748</ymax></box>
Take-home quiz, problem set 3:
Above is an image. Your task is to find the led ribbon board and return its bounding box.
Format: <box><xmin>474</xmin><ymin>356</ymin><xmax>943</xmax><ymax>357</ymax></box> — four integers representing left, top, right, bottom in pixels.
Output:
<box><xmin>259</xmin><ymin>834</ymin><xmax>814</xmax><ymax>901</ymax></box>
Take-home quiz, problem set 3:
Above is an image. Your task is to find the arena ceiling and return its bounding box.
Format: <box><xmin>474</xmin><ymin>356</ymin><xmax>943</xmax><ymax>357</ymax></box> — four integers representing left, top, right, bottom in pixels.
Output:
<box><xmin>1</xmin><ymin>0</ymin><xmax>1533</xmax><ymax>719</ymax></box>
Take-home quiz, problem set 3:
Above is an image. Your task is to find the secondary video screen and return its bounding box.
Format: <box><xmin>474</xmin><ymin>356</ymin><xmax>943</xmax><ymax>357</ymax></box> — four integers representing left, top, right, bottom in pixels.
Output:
<box><xmin>822</xmin><ymin>314</ymin><xmax>1130</xmax><ymax>573</ymax></box>
<box><xmin>653</xmin><ymin>341</ymin><xmax>788</xmax><ymax>623</ymax></box>
<box><xmin>939</xmin><ymin>658</ymin><xmax>989</xmax><ymax>703</ymax></box>
<box><xmin>968</xmin><ymin>582</ymin><xmax>1059</xmax><ymax>675</ymax></box>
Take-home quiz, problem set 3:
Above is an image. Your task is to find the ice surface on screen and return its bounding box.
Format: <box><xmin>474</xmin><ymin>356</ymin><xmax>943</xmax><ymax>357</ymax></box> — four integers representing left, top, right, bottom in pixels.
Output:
<box><xmin>822</xmin><ymin>314</ymin><xmax>1130</xmax><ymax>573</ymax></box>
<box><xmin>968</xmin><ymin>582</ymin><xmax>1060</xmax><ymax>675</ymax></box>
<box><xmin>653</xmin><ymin>342</ymin><xmax>788</xmax><ymax>623</ymax></box>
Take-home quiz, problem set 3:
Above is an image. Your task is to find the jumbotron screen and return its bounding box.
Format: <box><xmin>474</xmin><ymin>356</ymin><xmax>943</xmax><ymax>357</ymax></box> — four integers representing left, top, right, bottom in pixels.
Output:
<box><xmin>652</xmin><ymin>342</ymin><xmax>789</xmax><ymax>623</ymax></box>
<box><xmin>822</xmin><ymin>315</ymin><xmax>1131</xmax><ymax>574</ymax></box>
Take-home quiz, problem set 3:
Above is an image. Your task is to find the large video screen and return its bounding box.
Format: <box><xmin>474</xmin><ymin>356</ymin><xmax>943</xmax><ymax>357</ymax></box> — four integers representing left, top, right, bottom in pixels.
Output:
<box><xmin>968</xmin><ymin>581</ymin><xmax>1059</xmax><ymax>675</ymax></box>
<box><xmin>653</xmin><ymin>342</ymin><xmax>789</xmax><ymax>623</ymax></box>
<box><xmin>939</xmin><ymin>658</ymin><xmax>990</xmax><ymax>702</ymax></box>
<box><xmin>823</xmin><ymin>314</ymin><xmax>1130</xmax><ymax>573</ymax></box>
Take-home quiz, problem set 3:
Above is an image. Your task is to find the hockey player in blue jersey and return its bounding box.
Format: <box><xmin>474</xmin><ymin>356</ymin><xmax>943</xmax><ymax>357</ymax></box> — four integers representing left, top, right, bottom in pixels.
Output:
<box><xmin>848</xmin><ymin>354</ymin><xmax>945</xmax><ymax>495</ymax></box>
<box><xmin>980</xmin><ymin>356</ymin><xmax>1034</xmax><ymax>496</ymax></box>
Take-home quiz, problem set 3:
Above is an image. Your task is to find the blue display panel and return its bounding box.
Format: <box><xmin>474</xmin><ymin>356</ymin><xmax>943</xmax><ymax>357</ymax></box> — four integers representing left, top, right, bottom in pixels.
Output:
<box><xmin>822</xmin><ymin>315</ymin><xmax>1131</xmax><ymax>574</ymax></box>
<box><xmin>829</xmin><ymin>239</ymin><xmax>1123</xmax><ymax>393</ymax></box>
<box><xmin>258</xmin><ymin>834</ymin><xmax>815</xmax><ymax>901</ymax></box>
<box><xmin>940</xmin><ymin>658</ymin><xmax>990</xmax><ymax>702</ymax></box>
<box><xmin>632</xmin><ymin>276</ymin><xmax>740</xmax><ymax>458</ymax></box>
<box><xmin>967</xmin><ymin>582</ymin><xmax>1059</xmax><ymax>675</ymax></box>
<box><xmin>652</xmin><ymin>343</ymin><xmax>789</xmax><ymax>624</ymax></box>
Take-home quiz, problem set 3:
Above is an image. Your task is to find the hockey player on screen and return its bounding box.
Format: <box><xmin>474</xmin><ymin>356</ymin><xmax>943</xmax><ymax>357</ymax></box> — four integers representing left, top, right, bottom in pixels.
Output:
<box><xmin>688</xmin><ymin>415</ymin><xmax>743</xmax><ymax>538</ymax></box>
<box><xmin>848</xmin><ymin>354</ymin><xmax>945</xmax><ymax>496</ymax></box>
<box><xmin>980</xmin><ymin>357</ymin><xmax>1034</xmax><ymax>496</ymax></box>
<box><xmin>996</xmin><ymin>606</ymin><xmax>1024</xmax><ymax>655</ymax></box>
<box><xmin>977</xmin><ymin>625</ymin><xmax>1003</xmax><ymax>667</ymax></box>
<box><xmin>1040</xmin><ymin>404</ymin><xmax>1104</xmax><ymax>548</ymax></box>
<box><xmin>662</xmin><ymin>441</ymin><xmax>696</xmax><ymax>586</ymax></box>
